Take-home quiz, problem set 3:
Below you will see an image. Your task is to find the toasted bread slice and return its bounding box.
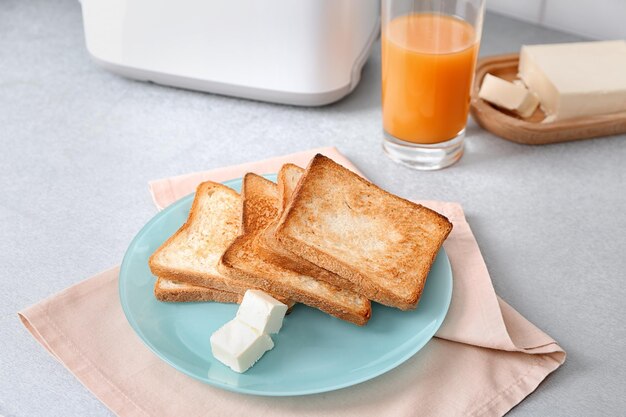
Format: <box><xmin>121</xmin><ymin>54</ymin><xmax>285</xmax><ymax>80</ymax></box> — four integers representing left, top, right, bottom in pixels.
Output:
<box><xmin>149</xmin><ymin>181</ymin><xmax>244</xmax><ymax>293</ymax></box>
<box><xmin>154</xmin><ymin>277</ymin><xmax>242</xmax><ymax>303</ymax></box>
<box><xmin>218</xmin><ymin>174</ymin><xmax>371</xmax><ymax>326</ymax></box>
<box><xmin>274</xmin><ymin>154</ymin><xmax>453</xmax><ymax>310</ymax></box>
<box><xmin>149</xmin><ymin>181</ymin><xmax>294</xmax><ymax>306</ymax></box>
<box><xmin>258</xmin><ymin>164</ymin><xmax>359</xmax><ymax>292</ymax></box>
<box><xmin>154</xmin><ymin>277</ymin><xmax>295</xmax><ymax>311</ymax></box>
<box><xmin>277</xmin><ymin>163</ymin><xmax>304</xmax><ymax>212</ymax></box>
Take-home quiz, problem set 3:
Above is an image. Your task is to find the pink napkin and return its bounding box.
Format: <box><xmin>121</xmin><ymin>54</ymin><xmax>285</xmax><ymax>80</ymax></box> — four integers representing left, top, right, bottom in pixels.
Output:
<box><xmin>19</xmin><ymin>147</ymin><xmax>565</xmax><ymax>417</ymax></box>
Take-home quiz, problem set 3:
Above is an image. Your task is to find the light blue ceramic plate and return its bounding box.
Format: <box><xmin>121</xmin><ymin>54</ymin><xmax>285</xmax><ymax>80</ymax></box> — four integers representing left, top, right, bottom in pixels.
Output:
<box><xmin>119</xmin><ymin>175</ymin><xmax>453</xmax><ymax>396</ymax></box>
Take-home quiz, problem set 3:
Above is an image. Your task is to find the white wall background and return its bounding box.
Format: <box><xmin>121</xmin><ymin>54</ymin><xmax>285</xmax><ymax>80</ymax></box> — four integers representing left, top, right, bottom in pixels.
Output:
<box><xmin>487</xmin><ymin>0</ymin><xmax>626</xmax><ymax>40</ymax></box>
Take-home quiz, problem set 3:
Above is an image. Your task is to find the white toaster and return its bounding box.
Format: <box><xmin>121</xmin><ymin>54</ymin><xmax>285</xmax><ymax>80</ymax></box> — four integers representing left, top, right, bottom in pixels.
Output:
<box><xmin>79</xmin><ymin>0</ymin><xmax>380</xmax><ymax>106</ymax></box>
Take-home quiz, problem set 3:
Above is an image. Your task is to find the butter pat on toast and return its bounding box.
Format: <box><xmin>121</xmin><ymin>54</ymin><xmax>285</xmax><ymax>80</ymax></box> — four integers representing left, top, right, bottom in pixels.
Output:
<box><xmin>218</xmin><ymin>174</ymin><xmax>371</xmax><ymax>326</ymax></box>
<box><xmin>274</xmin><ymin>155</ymin><xmax>453</xmax><ymax>310</ymax></box>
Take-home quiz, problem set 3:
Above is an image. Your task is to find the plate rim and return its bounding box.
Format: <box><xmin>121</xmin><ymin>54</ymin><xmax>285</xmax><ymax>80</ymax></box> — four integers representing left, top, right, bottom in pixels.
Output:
<box><xmin>119</xmin><ymin>175</ymin><xmax>452</xmax><ymax>396</ymax></box>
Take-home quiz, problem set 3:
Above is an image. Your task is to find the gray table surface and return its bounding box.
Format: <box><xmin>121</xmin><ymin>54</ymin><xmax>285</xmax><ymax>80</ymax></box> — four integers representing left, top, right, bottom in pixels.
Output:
<box><xmin>2</xmin><ymin>0</ymin><xmax>625</xmax><ymax>416</ymax></box>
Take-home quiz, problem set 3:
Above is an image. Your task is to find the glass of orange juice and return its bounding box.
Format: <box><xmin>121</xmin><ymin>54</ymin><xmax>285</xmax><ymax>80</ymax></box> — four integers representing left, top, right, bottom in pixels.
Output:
<box><xmin>382</xmin><ymin>0</ymin><xmax>485</xmax><ymax>170</ymax></box>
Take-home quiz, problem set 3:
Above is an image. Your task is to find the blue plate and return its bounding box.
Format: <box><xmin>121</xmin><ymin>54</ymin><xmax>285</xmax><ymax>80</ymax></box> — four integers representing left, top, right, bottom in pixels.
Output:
<box><xmin>119</xmin><ymin>175</ymin><xmax>453</xmax><ymax>396</ymax></box>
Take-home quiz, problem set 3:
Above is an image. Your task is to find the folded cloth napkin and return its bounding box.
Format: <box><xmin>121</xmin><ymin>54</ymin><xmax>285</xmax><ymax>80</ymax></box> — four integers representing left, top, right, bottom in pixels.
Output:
<box><xmin>19</xmin><ymin>147</ymin><xmax>565</xmax><ymax>417</ymax></box>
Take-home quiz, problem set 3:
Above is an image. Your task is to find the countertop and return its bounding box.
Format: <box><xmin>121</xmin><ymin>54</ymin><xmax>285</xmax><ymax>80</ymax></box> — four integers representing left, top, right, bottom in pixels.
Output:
<box><xmin>2</xmin><ymin>0</ymin><xmax>625</xmax><ymax>416</ymax></box>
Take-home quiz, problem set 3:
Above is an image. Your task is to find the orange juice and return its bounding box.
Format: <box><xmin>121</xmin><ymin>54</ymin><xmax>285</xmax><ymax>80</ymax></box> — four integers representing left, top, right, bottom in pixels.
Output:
<box><xmin>382</xmin><ymin>13</ymin><xmax>479</xmax><ymax>144</ymax></box>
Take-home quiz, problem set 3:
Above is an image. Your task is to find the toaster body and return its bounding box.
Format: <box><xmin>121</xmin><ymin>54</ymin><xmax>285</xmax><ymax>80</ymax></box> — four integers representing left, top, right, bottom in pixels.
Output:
<box><xmin>80</xmin><ymin>0</ymin><xmax>380</xmax><ymax>105</ymax></box>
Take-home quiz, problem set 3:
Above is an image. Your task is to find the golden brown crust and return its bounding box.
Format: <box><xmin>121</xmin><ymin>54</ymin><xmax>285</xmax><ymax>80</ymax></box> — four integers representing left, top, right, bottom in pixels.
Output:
<box><xmin>154</xmin><ymin>277</ymin><xmax>243</xmax><ymax>303</ymax></box>
<box><xmin>274</xmin><ymin>154</ymin><xmax>453</xmax><ymax>310</ymax></box>
<box><xmin>153</xmin><ymin>277</ymin><xmax>295</xmax><ymax>311</ymax></box>
<box><xmin>218</xmin><ymin>245</ymin><xmax>369</xmax><ymax>325</ymax></box>
<box><xmin>277</xmin><ymin>163</ymin><xmax>303</xmax><ymax>212</ymax></box>
<box><xmin>219</xmin><ymin>174</ymin><xmax>371</xmax><ymax>326</ymax></box>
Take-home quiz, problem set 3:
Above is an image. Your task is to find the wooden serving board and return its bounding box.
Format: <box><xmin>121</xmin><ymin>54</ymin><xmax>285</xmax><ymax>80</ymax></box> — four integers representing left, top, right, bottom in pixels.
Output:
<box><xmin>470</xmin><ymin>53</ymin><xmax>626</xmax><ymax>145</ymax></box>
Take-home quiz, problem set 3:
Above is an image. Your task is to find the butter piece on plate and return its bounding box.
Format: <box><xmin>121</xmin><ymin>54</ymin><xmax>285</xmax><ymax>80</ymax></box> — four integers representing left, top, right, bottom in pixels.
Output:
<box><xmin>236</xmin><ymin>289</ymin><xmax>288</xmax><ymax>334</ymax></box>
<box><xmin>519</xmin><ymin>40</ymin><xmax>626</xmax><ymax>121</ymax></box>
<box><xmin>478</xmin><ymin>73</ymin><xmax>539</xmax><ymax>118</ymax></box>
<box><xmin>210</xmin><ymin>319</ymin><xmax>274</xmax><ymax>373</ymax></box>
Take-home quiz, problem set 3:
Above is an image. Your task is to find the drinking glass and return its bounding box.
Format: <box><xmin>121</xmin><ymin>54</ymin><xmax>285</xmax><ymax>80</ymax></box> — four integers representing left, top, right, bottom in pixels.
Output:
<box><xmin>381</xmin><ymin>0</ymin><xmax>485</xmax><ymax>170</ymax></box>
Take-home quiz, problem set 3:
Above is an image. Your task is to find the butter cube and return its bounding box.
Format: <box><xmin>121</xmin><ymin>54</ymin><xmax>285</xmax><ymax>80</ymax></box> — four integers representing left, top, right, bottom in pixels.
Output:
<box><xmin>210</xmin><ymin>319</ymin><xmax>274</xmax><ymax>373</ymax></box>
<box><xmin>478</xmin><ymin>73</ymin><xmax>539</xmax><ymax>118</ymax></box>
<box><xmin>236</xmin><ymin>290</ymin><xmax>288</xmax><ymax>334</ymax></box>
<box><xmin>519</xmin><ymin>40</ymin><xmax>626</xmax><ymax>121</ymax></box>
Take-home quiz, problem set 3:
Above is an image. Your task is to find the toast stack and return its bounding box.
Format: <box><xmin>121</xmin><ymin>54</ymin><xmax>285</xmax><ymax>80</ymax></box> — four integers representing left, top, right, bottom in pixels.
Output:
<box><xmin>148</xmin><ymin>154</ymin><xmax>452</xmax><ymax>325</ymax></box>
<box><xmin>218</xmin><ymin>173</ymin><xmax>371</xmax><ymax>325</ymax></box>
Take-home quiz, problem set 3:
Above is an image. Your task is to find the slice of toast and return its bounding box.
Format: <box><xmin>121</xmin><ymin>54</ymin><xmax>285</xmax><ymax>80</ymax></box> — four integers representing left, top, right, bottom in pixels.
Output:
<box><xmin>218</xmin><ymin>174</ymin><xmax>371</xmax><ymax>326</ymax></box>
<box><xmin>149</xmin><ymin>180</ymin><xmax>294</xmax><ymax>307</ymax></box>
<box><xmin>277</xmin><ymin>163</ymin><xmax>304</xmax><ymax>212</ymax></box>
<box><xmin>149</xmin><ymin>181</ymin><xmax>245</xmax><ymax>293</ymax></box>
<box><xmin>274</xmin><ymin>154</ymin><xmax>453</xmax><ymax>310</ymax></box>
<box><xmin>258</xmin><ymin>164</ymin><xmax>359</xmax><ymax>292</ymax></box>
<box><xmin>154</xmin><ymin>277</ymin><xmax>295</xmax><ymax>311</ymax></box>
<box><xmin>154</xmin><ymin>277</ymin><xmax>242</xmax><ymax>303</ymax></box>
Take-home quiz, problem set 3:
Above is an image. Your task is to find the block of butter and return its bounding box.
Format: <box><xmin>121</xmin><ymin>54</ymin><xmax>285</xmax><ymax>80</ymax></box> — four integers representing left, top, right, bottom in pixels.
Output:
<box><xmin>210</xmin><ymin>290</ymin><xmax>288</xmax><ymax>373</ymax></box>
<box><xmin>478</xmin><ymin>73</ymin><xmax>539</xmax><ymax>118</ymax></box>
<box><xmin>519</xmin><ymin>40</ymin><xmax>626</xmax><ymax>121</ymax></box>
<box><xmin>236</xmin><ymin>289</ymin><xmax>288</xmax><ymax>334</ymax></box>
<box><xmin>210</xmin><ymin>319</ymin><xmax>274</xmax><ymax>373</ymax></box>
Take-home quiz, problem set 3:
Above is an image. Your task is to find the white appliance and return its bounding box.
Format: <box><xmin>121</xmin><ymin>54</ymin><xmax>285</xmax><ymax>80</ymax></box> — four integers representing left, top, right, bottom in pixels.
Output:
<box><xmin>79</xmin><ymin>0</ymin><xmax>380</xmax><ymax>106</ymax></box>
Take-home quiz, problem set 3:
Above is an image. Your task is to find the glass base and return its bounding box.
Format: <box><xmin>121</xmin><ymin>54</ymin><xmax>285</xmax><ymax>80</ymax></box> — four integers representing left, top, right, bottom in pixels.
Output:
<box><xmin>382</xmin><ymin>130</ymin><xmax>465</xmax><ymax>171</ymax></box>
